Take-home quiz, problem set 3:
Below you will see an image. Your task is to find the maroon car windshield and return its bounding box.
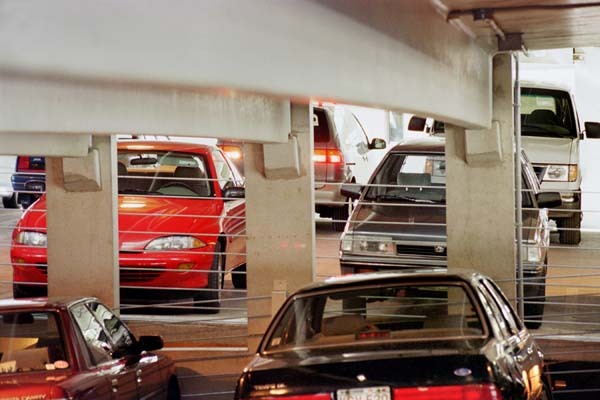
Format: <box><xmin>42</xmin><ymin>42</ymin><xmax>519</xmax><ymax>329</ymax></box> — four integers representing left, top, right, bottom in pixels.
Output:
<box><xmin>0</xmin><ymin>311</ymin><xmax>69</xmax><ymax>373</ymax></box>
<box><xmin>117</xmin><ymin>150</ymin><xmax>213</xmax><ymax>198</ymax></box>
<box><xmin>263</xmin><ymin>283</ymin><xmax>485</xmax><ymax>352</ymax></box>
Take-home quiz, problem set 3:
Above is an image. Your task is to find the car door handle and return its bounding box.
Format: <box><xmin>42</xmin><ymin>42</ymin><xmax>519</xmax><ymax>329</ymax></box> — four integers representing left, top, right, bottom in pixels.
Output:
<box><xmin>136</xmin><ymin>369</ymin><xmax>143</xmax><ymax>384</ymax></box>
<box><xmin>111</xmin><ymin>378</ymin><xmax>119</xmax><ymax>393</ymax></box>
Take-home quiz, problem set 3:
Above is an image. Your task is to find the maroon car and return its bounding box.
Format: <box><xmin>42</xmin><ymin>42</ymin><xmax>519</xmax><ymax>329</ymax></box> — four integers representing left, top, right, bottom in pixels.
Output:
<box><xmin>0</xmin><ymin>297</ymin><xmax>179</xmax><ymax>399</ymax></box>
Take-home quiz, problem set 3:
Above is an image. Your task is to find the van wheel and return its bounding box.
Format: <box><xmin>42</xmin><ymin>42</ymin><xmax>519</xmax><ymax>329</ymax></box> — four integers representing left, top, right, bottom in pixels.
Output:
<box><xmin>195</xmin><ymin>241</ymin><xmax>224</xmax><ymax>314</ymax></box>
<box><xmin>558</xmin><ymin>213</ymin><xmax>581</xmax><ymax>245</ymax></box>
<box><xmin>332</xmin><ymin>199</ymin><xmax>351</xmax><ymax>232</ymax></box>
<box><xmin>231</xmin><ymin>265</ymin><xmax>247</xmax><ymax>289</ymax></box>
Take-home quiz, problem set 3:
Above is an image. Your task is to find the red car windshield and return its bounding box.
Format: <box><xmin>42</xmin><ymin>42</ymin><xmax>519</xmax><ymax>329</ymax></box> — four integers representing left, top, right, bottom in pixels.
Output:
<box><xmin>117</xmin><ymin>150</ymin><xmax>213</xmax><ymax>198</ymax></box>
<box><xmin>0</xmin><ymin>311</ymin><xmax>69</xmax><ymax>374</ymax></box>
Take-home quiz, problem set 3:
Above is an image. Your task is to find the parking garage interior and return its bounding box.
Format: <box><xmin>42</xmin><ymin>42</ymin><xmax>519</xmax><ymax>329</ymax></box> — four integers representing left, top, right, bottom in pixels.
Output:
<box><xmin>3</xmin><ymin>1</ymin><xmax>600</xmax><ymax>399</ymax></box>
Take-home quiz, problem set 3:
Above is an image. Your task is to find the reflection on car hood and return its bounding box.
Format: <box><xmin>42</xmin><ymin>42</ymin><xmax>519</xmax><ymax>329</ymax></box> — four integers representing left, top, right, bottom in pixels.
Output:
<box><xmin>347</xmin><ymin>203</ymin><xmax>538</xmax><ymax>242</ymax></box>
<box><xmin>347</xmin><ymin>203</ymin><xmax>446</xmax><ymax>240</ymax></box>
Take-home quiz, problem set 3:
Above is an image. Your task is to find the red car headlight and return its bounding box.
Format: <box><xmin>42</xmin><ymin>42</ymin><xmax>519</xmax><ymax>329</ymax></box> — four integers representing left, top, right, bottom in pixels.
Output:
<box><xmin>144</xmin><ymin>235</ymin><xmax>206</xmax><ymax>251</ymax></box>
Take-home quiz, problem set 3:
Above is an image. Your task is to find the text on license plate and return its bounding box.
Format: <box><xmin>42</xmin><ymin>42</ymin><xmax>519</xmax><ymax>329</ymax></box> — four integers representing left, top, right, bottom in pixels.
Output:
<box><xmin>337</xmin><ymin>386</ymin><xmax>391</xmax><ymax>400</ymax></box>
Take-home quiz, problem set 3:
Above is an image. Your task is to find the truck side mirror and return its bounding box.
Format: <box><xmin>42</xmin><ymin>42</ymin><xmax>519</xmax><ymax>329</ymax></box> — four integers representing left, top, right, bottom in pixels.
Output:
<box><xmin>585</xmin><ymin>122</ymin><xmax>600</xmax><ymax>139</ymax></box>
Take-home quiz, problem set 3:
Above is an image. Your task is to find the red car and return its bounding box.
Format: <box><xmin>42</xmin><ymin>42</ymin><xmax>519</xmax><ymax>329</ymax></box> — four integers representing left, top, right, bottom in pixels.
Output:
<box><xmin>11</xmin><ymin>141</ymin><xmax>246</xmax><ymax>312</ymax></box>
<box><xmin>0</xmin><ymin>297</ymin><xmax>179</xmax><ymax>399</ymax></box>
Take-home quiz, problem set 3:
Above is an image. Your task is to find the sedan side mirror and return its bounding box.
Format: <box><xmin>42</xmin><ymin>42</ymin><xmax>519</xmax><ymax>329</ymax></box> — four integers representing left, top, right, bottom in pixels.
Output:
<box><xmin>536</xmin><ymin>192</ymin><xmax>562</xmax><ymax>209</ymax></box>
<box><xmin>223</xmin><ymin>186</ymin><xmax>245</xmax><ymax>199</ymax></box>
<box><xmin>368</xmin><ymin>138</ymin><xmax>387</xmax><ymax>150</ymax></box>
<box><xmin>341</xmin><ymin>183</ymin><xmax>363</xmax><ymax>200</ymax></box>
<box><xmin>585</xmin><ymin>121</ymin><xmax>600</xmax><ymax>139</ymax></box>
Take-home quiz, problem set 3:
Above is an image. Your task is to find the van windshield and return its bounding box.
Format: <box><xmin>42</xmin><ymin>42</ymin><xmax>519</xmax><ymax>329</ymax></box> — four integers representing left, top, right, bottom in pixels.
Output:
<box><xmin>521</xmin><ymin>88</ymin><xmax>577</xmax><ymax>138</ymax></box>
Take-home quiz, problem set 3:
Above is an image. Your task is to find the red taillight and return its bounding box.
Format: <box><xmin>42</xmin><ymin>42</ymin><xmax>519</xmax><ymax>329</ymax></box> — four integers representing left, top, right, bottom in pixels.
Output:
<box><xmin>313</xmin><ymin>149</ymin><xmax>344</xmax><ymax>164</ymax></box>
<box><xmin>393</xmin><ymin>384</ymin><xmax>502</xmax><ymax>400</ymax></box>
<box><xmin>17</xmin><ymin>157</ymin><xmax>32</xmax><ymax>172</ymax></box>
<box><xmin>16</xmin><ymin>156</ymin><xmax>44</xmax><ymax>172</ymax></box>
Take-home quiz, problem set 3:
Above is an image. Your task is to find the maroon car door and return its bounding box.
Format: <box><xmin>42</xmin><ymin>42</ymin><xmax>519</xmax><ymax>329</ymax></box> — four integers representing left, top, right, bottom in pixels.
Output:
<box><xmin>70</xmin><ymin>302</ymin><xmax>138</xmax><ymax>400</ymax></box>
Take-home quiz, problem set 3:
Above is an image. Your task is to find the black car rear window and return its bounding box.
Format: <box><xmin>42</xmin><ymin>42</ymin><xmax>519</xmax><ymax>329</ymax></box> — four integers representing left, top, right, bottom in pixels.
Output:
<box><xmin>314</xmin><ymin>108</ymin><xmax>331</xmax><ymax>143</ymax></box>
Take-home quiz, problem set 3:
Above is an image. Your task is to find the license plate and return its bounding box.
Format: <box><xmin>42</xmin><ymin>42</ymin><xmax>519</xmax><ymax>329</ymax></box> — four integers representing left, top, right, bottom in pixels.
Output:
<box><xmin>337</xmin><ymin>386</ymin><xmax>391</xmax><ymax>400</ymax></box>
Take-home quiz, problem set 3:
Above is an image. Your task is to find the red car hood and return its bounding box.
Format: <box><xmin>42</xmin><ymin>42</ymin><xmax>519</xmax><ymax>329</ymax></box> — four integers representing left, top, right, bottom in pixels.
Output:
<box><xmin>19</xmin><ymin>195</ymin><xmax>223</xmax><ymax>250</ymax></box>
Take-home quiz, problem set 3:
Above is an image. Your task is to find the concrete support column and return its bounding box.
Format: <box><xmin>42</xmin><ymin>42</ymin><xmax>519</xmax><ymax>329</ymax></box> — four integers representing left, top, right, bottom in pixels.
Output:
<box><xmin>245</xmin><ymin>102</ymin><xmax>315</xmax><ymax>349</ymax></box>
<box><xmin>46</xmin><ymin>135</ymin><xmax>119</xmax><ymax>308</ymax></box>
<box><xmin>446</xmin><ymin>54</ymin><xmax>516</xmax><ymax>300</ymax></box>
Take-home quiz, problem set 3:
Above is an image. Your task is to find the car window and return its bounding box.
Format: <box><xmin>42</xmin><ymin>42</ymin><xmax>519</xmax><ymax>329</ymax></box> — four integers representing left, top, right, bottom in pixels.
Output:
<box><xmin>521</xmin><ymin>87</ymin><xmax>577</xmax><ymax>138</ymax></box>
<box><xmin>364</xmin><ymin>153</ymin><xmax>446</xmax><ymax>203</ymax></box>
<box><xmin>335</xmin><ymin>109</ymin><xmax>369</xmax><ymax>155</ymax></box>
<box><xmin>89</xmin><ymin>302</ymin><xmax>135</xmax><ymax>355</ymax></box>
<box><xmin>263</xmin><ymin>283</ymin><xmax>484</xmax><ymax>352</ymax></box>
<box><xmin>211</xmin><ymin>149</ymin><xmax>236</xmax><ymax>190</ymax></box>
<box><xmin>483</xmin><ymin>279</ymin><xmax>524</xmax><ymax>334</ymax></box>
<box><xmin>313</xmin><ymin>108</ymin><xmax>331</xmax><ymax>143</ymax></box>
<box><xmin>70</xmin><ymin>303</ymin><xmax>113</xmax><ymax>365</ymax></box>
<box><xmin>477</xmin><ymin>280</ymin><xmax>512</xmax><ymax>340</ymax></box>
<box><xmin>0</xmin><ymin>311</ymin><xmax>69</xmax><ymax>373</ymax></box>
<box><xmin>117</xmin><ymin>150</ymin><xmax>213</xmax><ymax>198</ymax></box>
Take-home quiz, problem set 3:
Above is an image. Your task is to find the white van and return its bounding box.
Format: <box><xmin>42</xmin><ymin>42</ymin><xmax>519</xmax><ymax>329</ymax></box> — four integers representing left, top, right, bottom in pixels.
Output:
<box><xmin>520</xmin><ymin>81</ymin><xmax>600</xmax><ymax>244</ymax></box>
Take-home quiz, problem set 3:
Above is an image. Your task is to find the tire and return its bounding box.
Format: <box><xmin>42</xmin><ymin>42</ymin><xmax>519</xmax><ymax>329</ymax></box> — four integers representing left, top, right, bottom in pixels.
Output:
<box><xmin>558</xmin><ymin>213</ymin><xmax>581</xmax><ymax>245</ymax></box>
<box><xmin>195</xmin><ymin>241</ymin><xmax>224</xmax><ymax>314</ymax></box>
<box><xmin>332</xmin><ymin>198</ymin><xmax>351</xmax><ymax>232</ymax></box>
<box><xmin>166</xmin><ymin>376</ymin><xmax>181</xmax><ymax>400</ymax></box>
<box><xmin>2</xmin><ymin>193</ymin><xmax>18</xmax><ymax>209</ymax></box>
<box><xmin>231</xmin><ymin>264</ymin><xmax>247</xmax><ymax>289</ymax></box>
<box><xmin>524</xmin><ymin>279</ymin><xmax>546</xmax><ymax>330</ymax></box>
<box><xmin>13</xmin><ymin>284</ymin><xmax>46</xmax><ymax>299</ymax></box>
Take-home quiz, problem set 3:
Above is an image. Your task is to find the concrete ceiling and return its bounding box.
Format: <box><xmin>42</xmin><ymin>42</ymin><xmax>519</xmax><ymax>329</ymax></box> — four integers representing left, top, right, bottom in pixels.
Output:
<box><xmin>439</xmin><ymin>0</ymin><xmax>600</xmax><ymax>50</ymax></box>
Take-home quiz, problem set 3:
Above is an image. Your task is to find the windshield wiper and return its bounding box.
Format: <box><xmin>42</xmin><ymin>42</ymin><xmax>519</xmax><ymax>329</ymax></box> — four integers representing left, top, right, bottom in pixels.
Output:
<box><xmin>375</xmin><ymin>194</ymin><xmax>434</xmax><ymax>203</ymax></box>
<box><xmin>118</xmin><ymin>189</ymin><xmax>162</xmax><ymax>195</ymax></box>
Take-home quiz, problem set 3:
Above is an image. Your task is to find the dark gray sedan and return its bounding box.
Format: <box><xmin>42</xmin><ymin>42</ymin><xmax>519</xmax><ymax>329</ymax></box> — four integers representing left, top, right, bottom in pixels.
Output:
<box><xmin>339</xmin><ymin>138</ymin><xmax>561</xmax><ymax>328</ymax></box>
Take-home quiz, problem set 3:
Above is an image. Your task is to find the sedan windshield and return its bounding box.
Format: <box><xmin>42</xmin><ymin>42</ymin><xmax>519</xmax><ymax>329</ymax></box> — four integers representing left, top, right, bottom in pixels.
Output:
<box><xmin>264</xmin><ymin>283</ymin><xmax>484</xmax><ymax>352</ymax></box>
<box><xmin>364</xmin><ymin>153</ymin><xmax>446</xmax><ymax>203</ymax></box>
<box><xmin>117</xmin><ymin>151</ymin><xmax>213</xmax><ymax>198</ymax></box>
<box><xmin>0</xmin><ymin>311</ymin><xmax>68</xmax><ymax>373</ymax></box>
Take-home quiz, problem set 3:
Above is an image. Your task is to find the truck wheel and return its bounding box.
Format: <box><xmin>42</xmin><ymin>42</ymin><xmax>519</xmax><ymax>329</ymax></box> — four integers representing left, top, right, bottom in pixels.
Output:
<box><xmin>2</xmin><ymin>193</ymin><xmax>18</xmax><ymax>209</ymax></box>
<box><xmin>558</xmin><ymin>213</ymin><xmax>581</xmax><ymax>245</ymax></box>
<box><xmin>231</xmin><ymin>265</ymin><xmax>247</xmax><ymax>289</ymax></box>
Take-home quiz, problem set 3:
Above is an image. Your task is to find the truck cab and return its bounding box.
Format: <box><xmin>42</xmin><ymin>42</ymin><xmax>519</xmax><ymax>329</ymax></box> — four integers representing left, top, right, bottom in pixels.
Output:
<box><xmin>521</xmin><ymin>81</ymin><xmax>600</xmax><ymax>244</ymax></box>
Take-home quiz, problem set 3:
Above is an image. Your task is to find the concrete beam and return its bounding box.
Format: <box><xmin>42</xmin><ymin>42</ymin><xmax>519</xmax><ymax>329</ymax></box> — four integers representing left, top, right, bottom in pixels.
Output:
<box><xmin>446</xmin><ymin>54</ymin><xmax>516</xmax><ymax>300</ymax></box>
<box><xmin>0</xmin><ymin>0</ymin><xmax>491</xmax><ymax>131</ymax></box>
<box><xmin>0</xmin><ymin>133</ymin><xmax>90</xmax><ymax>157</ymax></box>
<box><xmin>0</xmin><ymin>73</ymin><xmax>290</xmax><ymax>142</ymax></box>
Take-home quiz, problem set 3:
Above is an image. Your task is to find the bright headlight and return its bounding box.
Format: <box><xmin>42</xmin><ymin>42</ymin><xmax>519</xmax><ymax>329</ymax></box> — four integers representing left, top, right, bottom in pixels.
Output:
<box><xmin>15</xmin><ymin>231</ymin><xmax>47</xmax><ymax>247</ymax></box>
<box><xmin>543</xmin><ymin>165</ymin><xmax>577</xmax><ymax>182</ymax></box>
<box><xmin>145</xmin><ymin>236</ymin><xmax>206</xmax><ymax>251</ymax></box>
<box><xmin>344</xmin><ymin>235</ymin><xmax>395</xmax><ymax>255</ymax></box>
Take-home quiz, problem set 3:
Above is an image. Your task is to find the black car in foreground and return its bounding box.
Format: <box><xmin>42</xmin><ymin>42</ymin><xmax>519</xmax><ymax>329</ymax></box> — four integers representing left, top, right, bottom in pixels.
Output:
<box><xmin>235</xmin><ymin>270</ymin><xmax>552</xmax><ymax>400</ymax></box>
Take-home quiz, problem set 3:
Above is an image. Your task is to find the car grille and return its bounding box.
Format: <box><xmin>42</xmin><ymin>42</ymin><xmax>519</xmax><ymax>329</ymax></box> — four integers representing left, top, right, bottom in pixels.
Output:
<box><xmin>120</xmin><ymin>267</ymin><xmax>162</xmax><ymax>283</ymax></box>
<box><xmin>30</xmin><ymin>265</ymin><xmax>161</xmax><ymax>283</ymax></box>
<box><xmin>396</xmin><ymin>244</ymin><xmax>447</xmax><ymax>257</ymax></box>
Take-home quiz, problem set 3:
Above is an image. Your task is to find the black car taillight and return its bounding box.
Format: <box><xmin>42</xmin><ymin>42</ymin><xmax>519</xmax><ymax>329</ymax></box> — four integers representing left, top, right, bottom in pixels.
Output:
<box><xmin>393</xmin><ymin>384</ymin><xmax>502</xmax><ymax>400</ymax></box>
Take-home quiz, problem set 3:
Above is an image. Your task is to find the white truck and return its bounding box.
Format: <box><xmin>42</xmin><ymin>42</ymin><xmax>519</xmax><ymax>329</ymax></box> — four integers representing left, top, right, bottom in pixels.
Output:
<box><xmin>520</xmin><ymin>81</ymin><xmax>600</xmax><ymax>244</ymax></box>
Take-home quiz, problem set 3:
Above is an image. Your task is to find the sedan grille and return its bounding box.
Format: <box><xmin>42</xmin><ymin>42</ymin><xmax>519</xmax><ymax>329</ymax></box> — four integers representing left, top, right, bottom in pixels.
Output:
<box><xmin>396</xmin><ymin>244</ymin><xmax>447</xmax><ymax>257</ymax></box>
<box><xmin>120</xmin><ymin>267</ymin><xmax>162</xmax><ymax>283</ymax></box>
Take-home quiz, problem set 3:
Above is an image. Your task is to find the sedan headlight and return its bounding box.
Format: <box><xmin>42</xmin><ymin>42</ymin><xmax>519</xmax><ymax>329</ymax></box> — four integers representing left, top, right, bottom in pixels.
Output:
<box><xmin>543</xmin><ymin>164</ymin><xmax>577</xmax><ymax>182</ymax></box>
<box><xmin>341</xmin><ymin>235</ymin><xmax>395</xmax><ymax>255</ymax></box>
<box><xmin>15</xmin><ymin>231</ymin><xmax>47</xmax><ymax>247</ymax></box>
<box><xmin>145</xmin><ymin>236</ymin><xmax>206</xmax><ymax>251</ymax></box>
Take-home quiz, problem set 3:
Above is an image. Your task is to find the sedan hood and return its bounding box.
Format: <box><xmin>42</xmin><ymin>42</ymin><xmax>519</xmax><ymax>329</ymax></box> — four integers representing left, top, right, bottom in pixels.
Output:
<box><xmin>240</xmin><ymin>339</ymin><xmax>490</xmax><ymax>397</ymax></box>
<box><xmin>18</xmin><ymin>195</ymin><xmax>224</xmax><ymax>250</ymax></box>
<box><xmin>521</xmin><ymin>136</ymin><xmax>575</xmax><ymax>165</ymax></box>
<box><xmin>347</xmin><ymin>202</ymin><xmax>446</xmax><ymax>241</ymax></box>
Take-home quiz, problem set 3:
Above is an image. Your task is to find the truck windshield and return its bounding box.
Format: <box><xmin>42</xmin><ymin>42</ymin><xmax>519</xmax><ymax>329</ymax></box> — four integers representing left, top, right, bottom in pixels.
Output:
<box><xmin>521</xmin><ymin>87</ymin><xmax>577</xmax><ymax>138</ymax></box>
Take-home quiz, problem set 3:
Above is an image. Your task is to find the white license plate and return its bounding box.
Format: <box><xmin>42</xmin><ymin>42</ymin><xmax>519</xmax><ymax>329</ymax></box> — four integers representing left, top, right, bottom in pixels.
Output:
<box><xmin>336</xmin><ymin>386</ymin><xmax>391</xmax><ymax>400</ymax></box>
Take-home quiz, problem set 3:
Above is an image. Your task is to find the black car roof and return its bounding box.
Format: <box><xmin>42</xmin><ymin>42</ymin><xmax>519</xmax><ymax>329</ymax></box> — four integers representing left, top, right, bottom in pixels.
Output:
<box><xmin>294</xmin><ymin>268</ymin><xmax>482</xmax><ymax>296</ymax></box>
<box><xmin>388</xmin><ymin>137</ymin><xmax>445</xmax><ymax>154</ymax></box>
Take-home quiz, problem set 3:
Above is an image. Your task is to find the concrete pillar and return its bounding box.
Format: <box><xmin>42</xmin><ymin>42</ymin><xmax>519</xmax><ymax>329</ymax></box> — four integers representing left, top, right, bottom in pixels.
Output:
<box><xmin>446</xmin><ymin>54</ymin><xmax>516</xmax><ymax>300</ymax></box>
<box><xmin>245</xmin><ymin>102</ymin><xmax>315</xmax><ymax>350</ymax></box>
<box><xmin>46</xmin><ymin>135</ymin><xmax>119</xmax><ymax>308</ymax></box>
